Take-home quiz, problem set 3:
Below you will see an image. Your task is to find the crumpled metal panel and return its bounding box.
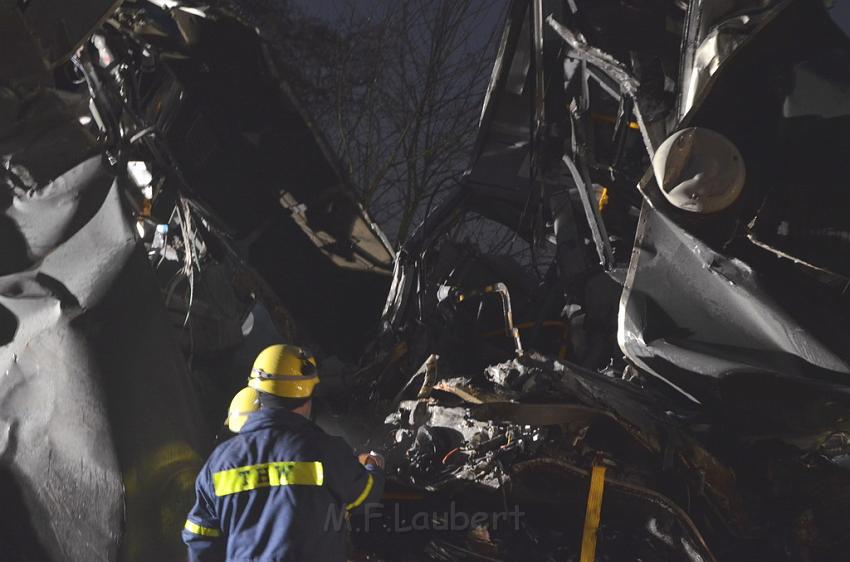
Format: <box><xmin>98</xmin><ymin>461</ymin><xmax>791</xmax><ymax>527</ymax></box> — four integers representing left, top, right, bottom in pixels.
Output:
<box><xmin>618</xmin><ymin>207</ymin><xmax>850</xmax><ymax>404</ymax></box>
<box><xmin>620</xmin><ymin>0</ymin><xmax>850</xmax><ymax>411</ymax></box>
<box><xmin>1</xmin><ymin>275</ymin><xmax>125</xmax><ymax>561</ymax></box>
<box><xmin>677</xmin><ymin>0</ymin><xmax>787</xmax><ymax>118</ymax></box>
<box><xmin>1</xmin><ymin>86</ymin><xmax>208</xmax><ymax>561</ymax></box>
<box><xmin>682</xmin><ymin>9</ymin><xmax>776</xmax><ymax>116</ymax></box>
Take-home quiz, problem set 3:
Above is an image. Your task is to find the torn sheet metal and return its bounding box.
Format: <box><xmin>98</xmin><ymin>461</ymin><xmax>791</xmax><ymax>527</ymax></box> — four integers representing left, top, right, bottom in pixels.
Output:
<box><xmin>681</xmin><ymin>9</ymin><xmax>778</xmax><ymax>117</ymax></box>
<box><xmin>461</xmin><ymin>0</ymin><xmax>570</xmax><ymax>205</ymax></box>
<box><xmin>79</xmin><ymin>3</ymin><xmax>394</xmax><ymax>360</ymax></box>
<box><xmin>677</xmin><ymin>0</ymin><xmax>788</xmax><ymax>118</ymax></box>
<box><xmin>620</xmin><ymin>0</ymin><xmax>850</xmax><ymax>417</ymax></box>
<box><xmin>1</xmin><ymin>86</ymin><xmax>208</xmax><ymax>561</ymax></box>
<box><xmin>618</xmin><ymin>205</ymin><xmax>850</xmax><ymax>404</ymax></box>
<box><xmin>546</xmin><ymin>15</ymin><xmax>639</xmax><ymax>97</ymax></box>
<box><xmin>366</xmin><ymin>1</ymin><xmax>850</xmax><ymax>559</ymax></box>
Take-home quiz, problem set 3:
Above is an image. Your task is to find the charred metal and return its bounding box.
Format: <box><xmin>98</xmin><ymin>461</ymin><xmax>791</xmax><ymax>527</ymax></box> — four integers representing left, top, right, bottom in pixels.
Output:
<box><xmin>1</xmin><ymin>0</ymin><xmax>850</xmax><ymax>561</ymax></box>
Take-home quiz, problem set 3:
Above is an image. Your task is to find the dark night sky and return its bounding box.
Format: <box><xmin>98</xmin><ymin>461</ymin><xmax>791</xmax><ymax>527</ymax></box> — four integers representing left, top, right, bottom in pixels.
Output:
<box><xmin>291</xmin><ymin>0</ymin><xmax>509</xmax><ymax>50</ymax></box>
<box><xmin>292</xmin><ymin>0</ymin><xmax>850</xmax><ymax>38</ymax></box>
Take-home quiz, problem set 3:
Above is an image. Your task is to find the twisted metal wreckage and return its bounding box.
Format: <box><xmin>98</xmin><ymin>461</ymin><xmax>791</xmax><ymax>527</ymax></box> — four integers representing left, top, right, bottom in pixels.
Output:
<box><xmin>1</xmin><ymin>0</ymin><xmax>849</xmax><ymax>560</ymax></box>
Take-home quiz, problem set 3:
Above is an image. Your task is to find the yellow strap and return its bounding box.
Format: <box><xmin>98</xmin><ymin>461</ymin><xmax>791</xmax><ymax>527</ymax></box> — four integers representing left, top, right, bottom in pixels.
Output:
<box><xmin>345</xmin><ymin>473</ymin><xmax>374</xmax><ymax>510</ymax></box>
<box><xmin>580</xmin><ymin>464</ymin><xmax>607</xmax><ymax>562</ymax></box>
<box><xmin>213</xmin><ymin>461</ymin><xmax>324</xmax><ymax>497</ymax></box>
<box><xmin>184</xmin><ymin>520</ymin><xmax>221</xmax><ymax>538</ymax></box>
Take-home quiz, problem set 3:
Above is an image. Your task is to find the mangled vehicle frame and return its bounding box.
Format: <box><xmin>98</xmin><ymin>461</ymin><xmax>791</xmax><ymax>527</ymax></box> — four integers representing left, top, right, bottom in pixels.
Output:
<box><xmin>353</xmin><ymin>0</ymin><xmax>850</xmax><ymax>560</ymax></box>
<box><xmin>2</xmin><ymin>0</ymin><xmax>850</xmax><ymax>560</ymax></box>
<box><xmin>2</xmin><ymin>1</ymin><xmax>391</xmax><ymax>560</ymax></box>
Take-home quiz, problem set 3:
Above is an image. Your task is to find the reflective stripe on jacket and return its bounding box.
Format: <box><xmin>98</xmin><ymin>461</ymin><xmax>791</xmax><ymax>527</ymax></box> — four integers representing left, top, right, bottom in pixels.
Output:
<box><xmin>182</xmin><ymin>407</ymin><xmax>384</xmax><ymax>562</ymax></box>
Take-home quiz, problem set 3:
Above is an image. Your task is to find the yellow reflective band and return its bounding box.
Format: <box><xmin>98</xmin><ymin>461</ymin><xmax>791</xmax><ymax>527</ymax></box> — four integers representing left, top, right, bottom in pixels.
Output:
<box><xmin>580</xmin><ymin>464</ymin><xmax>607</xmax><ymax>562</ymax></box>
<box><xmin>345</xmin><ymin>473</ymin><xmax>374</xmax><ymax>510</ymax></box>
<box><xmin>184</xmin><ymin>520</ymin><xmax>221</xmax><ymax>538</ymax></box>
<box><xmin>212</xmin><ymin>461</ymin><xmax>324</xmax><ymax>497</ymax></box>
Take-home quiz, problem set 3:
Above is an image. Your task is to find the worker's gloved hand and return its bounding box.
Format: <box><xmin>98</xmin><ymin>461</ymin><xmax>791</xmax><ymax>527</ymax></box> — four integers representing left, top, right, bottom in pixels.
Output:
<box><xmin>358</xmin><ymin>451</ymin><xmax>385</xmax><ymax>470</ymax></box>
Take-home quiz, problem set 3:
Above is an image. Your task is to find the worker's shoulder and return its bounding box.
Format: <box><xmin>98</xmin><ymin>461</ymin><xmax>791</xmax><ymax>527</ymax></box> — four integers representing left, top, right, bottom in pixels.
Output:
<box><xmin>202</xmin><ymin>433</ymin><xmax>252</xmax><ymax>469</ymax></box>
<box><xmin>199</xmin><ymin>418</ymin><xmax>354</xmax><ymax>472</ymax></box>
<box><xmin>203</xmin><ymin>430</ymin><xmax>275</xmax><ymax>465</ymax></box>
<box><xmin>259</xmin><ymin>421</ymin><xmax>354</xmax><ymax>460</ymax></box>
<box><xmin>203</xmin><ymin>423</ymin><xmax>333</xmax><ymax>465</ymax></box>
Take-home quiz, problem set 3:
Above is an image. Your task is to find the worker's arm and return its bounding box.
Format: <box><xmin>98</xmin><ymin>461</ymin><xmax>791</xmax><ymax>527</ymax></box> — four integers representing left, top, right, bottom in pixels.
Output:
<box><xmin>182</xmin><ymin>467</ymin><xmax>226</xmax><ymax>562</ymax></box>
<box><xmin>324</xmin><ymin>436</ymin><xmax>385</xmax><ymax>512</ymax></box>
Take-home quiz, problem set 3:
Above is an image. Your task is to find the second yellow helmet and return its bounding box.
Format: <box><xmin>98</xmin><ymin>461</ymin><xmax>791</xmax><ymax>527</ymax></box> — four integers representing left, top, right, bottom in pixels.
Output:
<box><xmin>226</xmin><ymin>386</ymin><xmax>261</xmax><ymax>433</ymax></box>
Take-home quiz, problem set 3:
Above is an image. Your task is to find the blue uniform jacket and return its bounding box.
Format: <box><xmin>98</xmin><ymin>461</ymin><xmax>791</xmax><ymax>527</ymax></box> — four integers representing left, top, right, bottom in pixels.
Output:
<box><xmin>182</xmin><ymin>407</ymin><xmax>384</xmax><ymax>562</ymax></box>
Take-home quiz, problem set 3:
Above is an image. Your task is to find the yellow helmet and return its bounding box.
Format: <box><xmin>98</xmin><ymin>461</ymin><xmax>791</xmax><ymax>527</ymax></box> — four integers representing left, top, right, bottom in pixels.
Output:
<box><xmin>226</xmin><ymin>387</ymin><xmax>260</xmax><ymax>433</ymax></box>
<box><xmin>248</xmin><ymin>344</ymin><xmax>319</xmax><ymax>399</ymax></box>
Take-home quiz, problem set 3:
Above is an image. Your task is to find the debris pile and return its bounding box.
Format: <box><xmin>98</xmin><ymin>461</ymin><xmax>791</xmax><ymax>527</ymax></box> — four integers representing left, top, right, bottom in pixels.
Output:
<box><xmin>351</xmin><ymin>0</ymin><xmax>850</xmax><ymax>559</ymax></box>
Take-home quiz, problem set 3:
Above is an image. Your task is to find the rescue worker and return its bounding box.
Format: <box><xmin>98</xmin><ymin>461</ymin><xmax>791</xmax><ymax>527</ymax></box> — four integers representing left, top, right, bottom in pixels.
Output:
<box><xmin>182</xmin><ymin>344</ymin><xmax>385</xmax><ymax>561</ymax></box>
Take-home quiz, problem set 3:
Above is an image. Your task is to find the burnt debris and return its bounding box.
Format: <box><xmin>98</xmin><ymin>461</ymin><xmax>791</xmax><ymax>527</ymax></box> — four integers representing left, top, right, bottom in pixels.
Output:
<box><xmin>2</xmin><ymin>0</ymin><xmax>850</xmax><ymax>560</ymax></box>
